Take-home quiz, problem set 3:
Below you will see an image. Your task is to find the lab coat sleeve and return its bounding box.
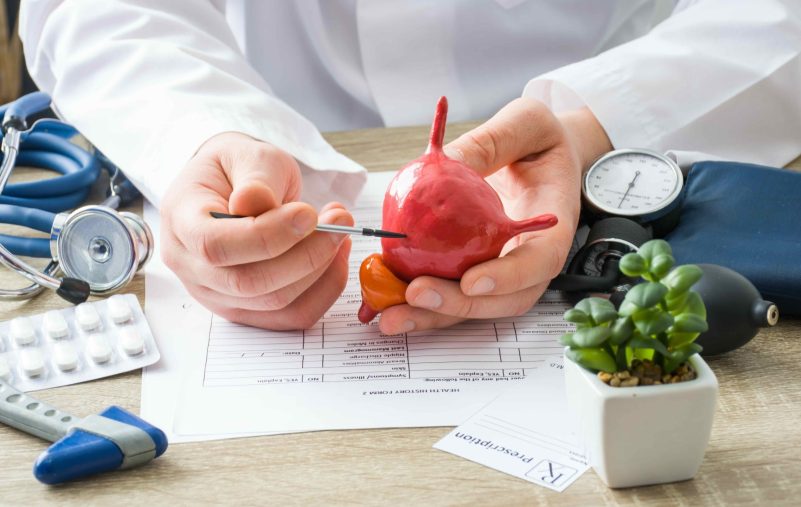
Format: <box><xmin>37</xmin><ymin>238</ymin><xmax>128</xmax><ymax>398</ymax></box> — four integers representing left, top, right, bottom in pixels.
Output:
<box><xmin>524</xmin><ymin>0</ymin><xmax>801</xmax><ymax>168</ymax></box>
<box><xmin>18</xmin><ymin>0</ymin><xmax>366</xmax><ymax>208</ymax></box>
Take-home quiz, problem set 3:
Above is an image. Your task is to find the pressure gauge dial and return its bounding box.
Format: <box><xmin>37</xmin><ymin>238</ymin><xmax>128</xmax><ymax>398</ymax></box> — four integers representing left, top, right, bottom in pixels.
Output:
<box><xmin>583</xmin><ymin>149</ymin><xmax>683</xmax><ymax>221</ymax></box>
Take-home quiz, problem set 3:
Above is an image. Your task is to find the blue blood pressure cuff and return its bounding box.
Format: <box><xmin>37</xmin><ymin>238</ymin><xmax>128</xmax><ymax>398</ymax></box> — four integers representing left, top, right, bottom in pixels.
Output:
<box><xmin>665</xmin><ymin>161</ymin><xmax>801</xmax><ymax>316</ymax></box>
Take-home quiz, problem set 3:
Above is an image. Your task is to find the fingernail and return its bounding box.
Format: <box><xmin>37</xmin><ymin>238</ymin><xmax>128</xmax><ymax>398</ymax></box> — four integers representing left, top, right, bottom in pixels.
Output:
<box><xmin>412</xmin><ymin>289</ymin><xmax>442</xmax><ymax>310</ymax></box>
<box><xmin>469</xmin><ymin>276</ymin><xmax>495</xmax><ymax>295</ymax></box>
<box><xmin>400</xmin><ymin>320</ymin><xmax>415</xmax><ymax>333</ymax></box>
<box><xmin>292</xmin><ymin>211</ymin><xmax>316</xmax><ymax>236</ymax></box>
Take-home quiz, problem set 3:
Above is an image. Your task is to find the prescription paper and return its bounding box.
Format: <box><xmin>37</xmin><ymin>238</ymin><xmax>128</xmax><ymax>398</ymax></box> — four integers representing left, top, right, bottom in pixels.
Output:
<box><xmin>142</xmin><ymin>171</ymin><xmax>573</xmax><ymax>440</ymax></box>
<box><xmin>434</xmin><ymin>357</ymin><xmax>589</xmax><ymax>492</ymax></box>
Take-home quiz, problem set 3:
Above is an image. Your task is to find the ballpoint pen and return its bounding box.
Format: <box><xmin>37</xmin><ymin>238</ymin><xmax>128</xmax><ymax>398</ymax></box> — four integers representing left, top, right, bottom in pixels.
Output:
<box><xmin>208</xmin><ymin>211</ymin><xmax>407</xmax><ymax>239</ymax></box>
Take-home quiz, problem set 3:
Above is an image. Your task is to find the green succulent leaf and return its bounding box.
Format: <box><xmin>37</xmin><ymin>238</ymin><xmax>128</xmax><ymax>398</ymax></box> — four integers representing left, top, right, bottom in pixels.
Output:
<box><xmin>663</xmin><ymin>265</ymin><xmax>704</xmax><ymax>294</ymax></box>
<box><xmin>563</xmin><ymin>309</ymin><xmax>590</xmax><ymax>325</ymax></box>
<box><xmin>632</xmin><ymin>307</ymin><xmax>674</xmax><ymax>337</ymax></box>
<box><xmin>625</xmin><ymin>282</ymin><xmax>668</xmax><ymax>309</ymax></box>
<box><xmin>663</xmin><ymin>343</ymin><xmax>703</xmax><ymax>374</ymax></box>
<box><xmin>629</xmin><ymin>336</ymin><xmax>669</xmax><ymax>357</ymax></box>
<box><xmin>559</xmin><ymin>332</ymin><xmax>576</xmax><ymax>347</ymax></box>
<box><xmin>566</xmin><ymin>347</ymin><xmax>617</xmax><ymax>373</ymax></box>
<box><xmin>671</xmin><ymin>313</ymin><xmax>708</xmax><ymax>334</ymax></box>
<box><xmin>673</xmin><ymin>291</ymin><xmax>707</xmax><ymax>319</ymax></box>
<box><xmin>668</xmin><ymin>331</ymin><xmax>700</xmax><ymax>349</ymax></box>
<box><xmin>670</xmin><ymin>343</ymin><xmax>703</xmax><ymax>362</ymax></box>
<box><xmin>666</xmin><ymin>290</ymin><xmax>690</xmax><ymax>311</ymax></box>
<box><xmin>638</xmin><ymin>239</ymin><xmax>672</xmax><ymax>263</ymax></box>
<box><xmin>619</xmin><ymin>253</ymin><xmax>647</xmax><ymax>277</ymax></box>
<box><xmin>618</xmin><ymin>300</ymin><xmax>640</xmax><ymax>317</ymax></box>
<box><xmin>574</xmin><ymin>297</ymin><xmax>617</xmax><ymax>324</ymax></box>
<box><xmin>572</xmin><ymin>327</ymin><xmax>612</xmax><ymax>347</ymax></box>
<box><xmin>610</xmin><ymin>316</ymin><xmax>634</xmax><ymax>345</ymax></box>
<box><xmin>615</xmin><ymin>344</ymin><xmax>629</xmax><ymax>370</ymax></box>
<box><xmin>574</xmin><ymin>298</ymin><xmax>594</xmax><ymax>316</ymax></box>
<box><xmin>633</xmin><ymin>347</ymin><xmax>654</xmax><ymax>361</ymax></box>
<box><xmin>649</xmin><ymin>254</ymin><xmax>675</xmax><ymax>280</ymax></box>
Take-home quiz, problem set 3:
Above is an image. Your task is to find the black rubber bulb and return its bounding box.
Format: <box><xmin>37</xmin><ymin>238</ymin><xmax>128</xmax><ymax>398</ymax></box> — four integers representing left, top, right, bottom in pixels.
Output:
<box><xmin>692</xmin><ymin>264</ymin><xmax>779</xmax><ymax>356</ymax></box>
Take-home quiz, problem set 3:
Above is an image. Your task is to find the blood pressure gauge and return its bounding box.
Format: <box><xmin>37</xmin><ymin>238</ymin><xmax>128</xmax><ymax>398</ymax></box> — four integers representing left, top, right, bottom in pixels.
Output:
<box><xmin>583</xmin><ymin>149</ymin><xmax>684</xmax><ymax>222</ymax></box>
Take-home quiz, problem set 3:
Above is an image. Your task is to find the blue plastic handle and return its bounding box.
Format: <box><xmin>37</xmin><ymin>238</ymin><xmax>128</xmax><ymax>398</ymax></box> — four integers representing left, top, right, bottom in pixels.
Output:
<box><xmin>33</xmin><ymin>406</ymin><xmax>168</xmax><ymax>485</ymax></box>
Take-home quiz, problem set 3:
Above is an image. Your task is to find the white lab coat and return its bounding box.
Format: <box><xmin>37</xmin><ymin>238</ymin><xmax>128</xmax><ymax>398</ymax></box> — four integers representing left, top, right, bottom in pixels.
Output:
<box><xmin>19</xmin><ymin>0</ymin><xmax>801</xmax><ymax>209</ymax></box>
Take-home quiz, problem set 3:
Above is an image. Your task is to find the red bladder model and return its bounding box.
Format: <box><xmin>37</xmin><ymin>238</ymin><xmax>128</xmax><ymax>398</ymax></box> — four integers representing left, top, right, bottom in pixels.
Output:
<box><xmin>358</xmin><ymin>97</ymin><xmax>558</xmax><ymax>323</ymax></box>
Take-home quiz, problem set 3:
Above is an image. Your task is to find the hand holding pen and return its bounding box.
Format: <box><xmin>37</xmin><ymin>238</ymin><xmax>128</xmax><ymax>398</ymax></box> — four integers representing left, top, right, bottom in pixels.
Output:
<box><xmin>159</xmin><ymin>133</ymin><xmax>358</xmax><ymax>330</ymax></box>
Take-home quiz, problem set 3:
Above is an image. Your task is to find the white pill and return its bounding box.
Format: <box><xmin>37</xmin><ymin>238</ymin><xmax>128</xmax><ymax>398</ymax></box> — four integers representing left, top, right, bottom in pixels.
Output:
<box><xmin>119</xmin><ymin>328</ymin><xmax>144</xmax><ymax>356</ymax></box>
<box><xmin>108</xmin><ymin>296</ymin><xmax>133</xmax><ymax>324</ymax></box>
<box><xmin>87</xmin><ymin>334</ymin><xmax>112</xmax><ymax>363</ymax></box>
<box><xmin>0</xmin><ymin>356</ymin><xmax>11</xmax><ymax>381</ymax></box>
<box><xmin>76</xmin><ymin>303</ymin><xmax>101</xmax><ymax>331</ymax></box>
<box><xmin>20</xmin><ymin>348</ymin><xmax>45</xmax><ymax>377</ymax></box>
<box><xmin>10</xmin><ymin>317</ymin><xmax>36</xmax><ymax>345</ymax></box>
<box><xmin>43</xmin><ymin>310</ymin><xmax>70</xmax><ymax>339</ymax></box>
<box><xmin>53</xmin><ymin>341</ymin><xmax>79</xmax><ymax>371</ymax></box>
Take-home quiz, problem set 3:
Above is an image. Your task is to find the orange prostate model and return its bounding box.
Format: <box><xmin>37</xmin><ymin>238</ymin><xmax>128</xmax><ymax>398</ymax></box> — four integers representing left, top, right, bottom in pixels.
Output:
<box><xmin>357</xmin><ymin>254</ymin><xmax>409</xmax><ymax>323</ymax></box>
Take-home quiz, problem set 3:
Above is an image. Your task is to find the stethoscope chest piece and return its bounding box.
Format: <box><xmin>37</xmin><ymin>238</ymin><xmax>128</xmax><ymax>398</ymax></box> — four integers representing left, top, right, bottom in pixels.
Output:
<box><xmin>0</xmin><ymin>91</ymin><xmax>153</xmax><ymax>303</ymax></box>
<box><xmin>50</xmin><ymin>205</ymin><xmax>153</xmax><ymax>295</ymax></box>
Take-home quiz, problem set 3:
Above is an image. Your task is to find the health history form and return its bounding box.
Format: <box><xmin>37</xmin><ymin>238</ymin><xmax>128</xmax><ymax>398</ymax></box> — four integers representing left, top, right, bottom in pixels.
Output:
<box><xmin>204</xmin><ymin>301</ymin><xmax>567</xmax><ymax>386</ymax></box>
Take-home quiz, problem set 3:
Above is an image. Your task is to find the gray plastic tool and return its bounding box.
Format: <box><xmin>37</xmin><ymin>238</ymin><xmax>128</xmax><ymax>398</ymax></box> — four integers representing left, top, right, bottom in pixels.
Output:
<box><xmin>0</xmin><ymin>379</ymin><xmax>168</xmax><ymax>484</ymax></box>
<box><xmin>0</xmin><ymin>379</ymin><xmax>75</xmax><ymax>441</ymax></box>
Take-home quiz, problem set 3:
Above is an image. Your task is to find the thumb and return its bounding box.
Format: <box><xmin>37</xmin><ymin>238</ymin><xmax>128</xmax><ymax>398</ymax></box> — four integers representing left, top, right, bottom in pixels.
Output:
<box><xmin>227</xmin><ymin>143</ymin><xmax>302</xmax><ymax>217</ymax></box>
<box><xmin>443</xmin><ymin>97</ymin><xmax>560</xmax><ymax>177</ymax></box>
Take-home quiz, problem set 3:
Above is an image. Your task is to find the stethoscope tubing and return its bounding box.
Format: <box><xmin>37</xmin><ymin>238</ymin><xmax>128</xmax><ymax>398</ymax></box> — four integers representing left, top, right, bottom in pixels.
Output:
<box><xmin>0</xmin><ymin>95</ymin><xmax>103</xmax><ymax>258</ymax></box>
<box><xmin>0</xmin><ymin>129</ymin><xmax>100</xmax><ymax>212</ymax></box>
<box><xmin>0</xmin><ymin>204</ymin><xmax>55</xmax><ymax>258</ymax></box>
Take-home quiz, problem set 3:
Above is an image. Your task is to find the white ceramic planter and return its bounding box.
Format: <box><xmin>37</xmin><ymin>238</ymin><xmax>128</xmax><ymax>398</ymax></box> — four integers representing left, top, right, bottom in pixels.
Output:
<box><xmin>564</xmin><ymin>352</ymin><xmax>718</xmax><ymax>488</ymax></box>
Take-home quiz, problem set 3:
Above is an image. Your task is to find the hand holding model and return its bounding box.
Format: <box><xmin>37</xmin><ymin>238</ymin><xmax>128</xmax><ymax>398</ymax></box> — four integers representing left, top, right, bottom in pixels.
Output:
<box><xmin>374</xmin><ymin>97</ymin><xmax>612</xmax><ymax>335</ymax></box>
<box><xmin>159</xmin><ymin>133</ymin><xmax>354</xmax><ymax>330</ymax></box>
<box><xmin>358</xmin><ymin>97</ymin><xmax>559</xmax><ymax>322</ymax></box>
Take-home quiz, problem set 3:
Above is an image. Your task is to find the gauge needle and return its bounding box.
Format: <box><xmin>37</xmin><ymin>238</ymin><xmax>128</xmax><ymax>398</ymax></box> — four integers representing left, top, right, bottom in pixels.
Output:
<box><xmin>618</xmin><ymin>170</ymin><xmax>641</xmax><ymax>208</ymax></box>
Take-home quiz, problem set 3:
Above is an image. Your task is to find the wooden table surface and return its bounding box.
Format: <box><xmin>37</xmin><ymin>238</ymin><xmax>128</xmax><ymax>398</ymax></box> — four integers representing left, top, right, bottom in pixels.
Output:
<box><xmin>1</xmin><ymin>123</ymin><xmax>800</xmax><ymax>506</ymax></box>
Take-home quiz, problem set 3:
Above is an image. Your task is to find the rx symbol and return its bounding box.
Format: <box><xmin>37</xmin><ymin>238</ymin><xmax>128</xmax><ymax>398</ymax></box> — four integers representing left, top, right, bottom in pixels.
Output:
<box><xmin>527</xmin><ymin>460</ymin><xmax>577</xmax><ymax>488</ymax></box>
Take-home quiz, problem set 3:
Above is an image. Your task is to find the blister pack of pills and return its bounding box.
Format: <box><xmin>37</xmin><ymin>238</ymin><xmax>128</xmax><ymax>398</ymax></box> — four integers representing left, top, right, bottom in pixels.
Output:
<box><xmin>0</xmin><ymin>294</ymin><xmax>160</xmax><ymax>392</ymax></box>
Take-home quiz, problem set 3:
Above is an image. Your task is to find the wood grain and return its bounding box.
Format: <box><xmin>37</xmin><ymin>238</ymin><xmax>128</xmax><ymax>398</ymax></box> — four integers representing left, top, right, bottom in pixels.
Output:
<box><xmin>1</xmin><ymin>124</ymin><xmax>800</xmax><ymax>506</ymax></box>
<box><xmin>0</xmin><ymin>3</ymin><xmax>23</xmax><ymax>104</ymax></box>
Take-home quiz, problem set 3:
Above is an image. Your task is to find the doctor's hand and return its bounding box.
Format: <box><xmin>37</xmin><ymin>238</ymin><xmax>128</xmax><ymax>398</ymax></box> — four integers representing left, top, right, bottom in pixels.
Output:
<box><xmin>378</xmin><ymin>98</ymin><xmax>612</xmax><ymax>335</ymax></box>
<box><xmin>160</xmin><ymin>132</ymin><xmax>353</xmax><ymax>330</ymax></box>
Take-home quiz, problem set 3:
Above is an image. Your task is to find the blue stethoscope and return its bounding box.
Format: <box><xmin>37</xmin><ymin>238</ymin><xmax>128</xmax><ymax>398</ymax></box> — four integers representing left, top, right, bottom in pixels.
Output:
<box><xmin>0</xmin><ymin>92</ymin><xmax>153</xmax><ymax>304</ymax></box>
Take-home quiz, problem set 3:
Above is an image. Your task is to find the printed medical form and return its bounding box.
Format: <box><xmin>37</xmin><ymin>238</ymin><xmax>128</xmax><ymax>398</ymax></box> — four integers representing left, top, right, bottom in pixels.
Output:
<box><xmin>204</xmin><ymin>298</ymin><xmax>567</xmax><ymax>387</ymax></box>
<box><xmin>141</xmin><ymin>172</ymin><xmax>573</xmax><ymax>441</ymax></box>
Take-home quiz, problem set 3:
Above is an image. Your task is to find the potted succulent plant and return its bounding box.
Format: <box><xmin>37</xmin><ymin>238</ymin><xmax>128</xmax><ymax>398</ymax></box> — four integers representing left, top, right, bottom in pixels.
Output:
<box><xmin>561</xmin><ymin>239</ymin><xmax>719</xmax><ymax>488</ymax></box>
